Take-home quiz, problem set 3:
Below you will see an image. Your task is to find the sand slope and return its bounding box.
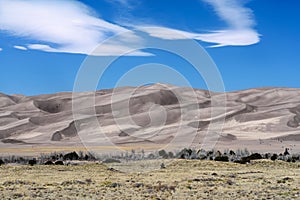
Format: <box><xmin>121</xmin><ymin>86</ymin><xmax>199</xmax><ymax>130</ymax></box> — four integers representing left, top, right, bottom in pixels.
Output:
<box><xmin>0</xmin><ymin>84</ymin><xmax>299</xmax><ymax>153</ymax></box>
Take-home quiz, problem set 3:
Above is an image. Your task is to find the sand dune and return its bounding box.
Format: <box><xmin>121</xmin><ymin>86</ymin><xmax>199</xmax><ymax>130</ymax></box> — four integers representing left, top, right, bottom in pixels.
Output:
<box><xmin>0</xmin><ymin>84</ymin><xmax>299</xmax><ymax>153</ymax></box>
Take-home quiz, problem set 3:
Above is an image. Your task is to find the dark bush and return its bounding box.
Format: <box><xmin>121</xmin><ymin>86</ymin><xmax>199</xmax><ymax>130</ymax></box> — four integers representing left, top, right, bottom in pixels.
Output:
<box><xmin>229</xmin><ymin>150</ymin><xmax>236</xmax><ymax>156</ymax></box>
<box><xmin>54</xmin><ymin>160</ymin><xmax>64</xmax><ymax>165</ymax></box>
<box><xmin>235</xmin><ymin>157</ymin><xmax>250</xmax><ymax>164</ymax></box>
<box><xmin>158</xmin><ymin>150</ymin><xmax>168</xmax><ymax>159</ymax></box>
<box><xmin>215</xmin><ymin>150</ymin><xmax>222</xmax><ymax>157</ymax></box>
<box><xmin>28</xmin><ymin>159</ymin><xmax>37</xmax><ymax>166</ymax></box>
<box><xmin>18</xmin><ymin>157</ymin><xmax>25</xmax><ymax>164</ymax></box>
<box><xmin>168</xmin><ymin>152</ymin><xmax>174</xmax><ymax>158</ymax></box>
<box><xmin>248</xmin><ymin>153</ymin><xmax>263</xmax><ymax>160</ymax></box>
<box><xmin>235</xmin><ymin>153</ymin><xmax>262</xmax><ymax>164</ymax></box>
<box><xmin>264</xmin><ymin>153</ymin><xmax>271</xmax><ymax>159</ymax></box>
<box><xmin>284</xmin><ymin>148</ymin><xmax>290</xmax><ymax>156</ymax></box>
<box><xmin>84</xmin><ymin>154</ymin><xmax>90</xmax><ymax>160</ymax></box>
<box><xmin>186</xmin><ymin>148</ymin><xmax>193</xmax><ymax>156</ymax></box>
<box><xmin>236</xmin><ymin>159</ymin><xmax>248</xmax><ymax>164</ymax></box>
<box><xmin>234</xmin><ymin>160</ymin><xmax>243</xmax><ymax>164</ymax></box>
<box><xmin>0</xmin><ymin>159</ymin><xmax>4</xmax><ymax>165</ymax></box>
<box><xmin>271</xmin><ymin>154</ymin><xmax>278</xmax><ymax>161</ymax></box>
<box><xmin>292</xmin><ymin>155</ymin><xmax>299</xmax><ymax>161</ymax></box>
<box><xmin>147</xmin><ymin>153</ymin><xmax>156</xmax><ymax>159</ymax></box>
<box><xmin>179</xmin><ymin>154</ymin><xmax>185</xmax><ymax>159</ymax></box>
<box><xmin>44</xmin><ymin>160</ymin><xmax>54</xmax><ymax>165</ymax></box>
<box><xmin>214</xmin><ymin>156</ymin><xmax>229</xmax><ymax>162</ymax></box>
<box><xmin>177</xmin><ymin>148</ymin><xmax>193</xmax><ymax>159</ymax></box>
<box><xmin>63</xmin><ymin>151</ymin><xmax>79</xmax><ymax>160</ymax></box>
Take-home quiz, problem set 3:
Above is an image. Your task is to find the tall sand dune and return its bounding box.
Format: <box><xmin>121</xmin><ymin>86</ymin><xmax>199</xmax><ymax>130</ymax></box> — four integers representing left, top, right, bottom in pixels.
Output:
<box><xmin>0</xmin><ymin>84</ymin><xmax>299</xmax><ymax>154</ymax></box>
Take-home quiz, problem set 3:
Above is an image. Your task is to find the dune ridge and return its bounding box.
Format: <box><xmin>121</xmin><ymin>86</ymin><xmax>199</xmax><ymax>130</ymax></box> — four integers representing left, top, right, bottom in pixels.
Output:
<box><xmin>0</xmin><ymin>84</ymin><xmax>299</xmax><ymax>153</ymax></box>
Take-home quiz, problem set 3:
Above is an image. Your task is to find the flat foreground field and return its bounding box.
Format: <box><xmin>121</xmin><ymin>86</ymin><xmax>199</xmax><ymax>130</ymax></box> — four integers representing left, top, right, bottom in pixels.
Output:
<box><xmin>0</xmin><ymin>159</ymin><xmax>299</xmax><ymax>199</ymax></box>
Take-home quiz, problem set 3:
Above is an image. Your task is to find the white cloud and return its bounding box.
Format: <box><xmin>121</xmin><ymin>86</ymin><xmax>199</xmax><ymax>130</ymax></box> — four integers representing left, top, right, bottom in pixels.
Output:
<box><xmin>140</xmin><ymin>27</ymin><xmax>196</xmax><ymax>40</ymax></box>
<box><xmin>28</xmin><ymin>40</ymin><xmax>152</xmax><ymax>56</ymax></box>
<box><xmin>14</xmin><ymin>45</ymin><xmax>27</xmax><ymax>50</ymax></box>
<box><xmin>27</xmin><ymin>44</ymin><xmax>57</xmax><ymax>52</ymax></box>
<box><xmin>139</xmin><ymin>0</ymin><xmax>260</xmax><ymax>47</ymax></box>
<box><xmin>199</xmin><ymin>0</ymin><xmax>260</xmax><ymax>47</ymax></box>
<box><xmin>195</xmin><ymin>29</ymin><xmax>259</xmax><ymax>47</ymax></box>
<box><xmin>0</xmin><ymin>0</ymin><xmax>148</xmax><ymax>56</ymax></box>
<box><xmin>91</xmin><ymin>43</ymin><xmax>153</xmax><ymax>56</ymax></box>
<box><xmin>0</xmin><ymin>0</ymin><xmax>260</xmax><ymax>57</ymax></box>
<box><xmin>0</xmin><ymin>47</ymin><xmax>2</xmax><ymax>51</ymax></box>
<box><xmin>203</xmin><ymin>0</ymin><xmax>254</xmax><ymax>29</ymax></box>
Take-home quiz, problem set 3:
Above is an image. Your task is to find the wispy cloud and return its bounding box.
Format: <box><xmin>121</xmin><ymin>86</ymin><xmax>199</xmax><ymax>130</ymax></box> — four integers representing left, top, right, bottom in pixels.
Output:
<box><xmin>139</xmin><ymin>0</ymin><xmax>260</xmax><ymax>47</ymax></box>
<box><xmin>14</xmin><ymin>45</ymin><xmax>27</xmax><ymax>50</ymax></box>
<box><xmin>107</xmin><ymin>0</ymin><xmax>139</xmax><ymax>10</ymax></box>
<box><xmin>203</xmin><ymin>0</ymin><xmax>254</xmax><ymax>29</ymax></box>
<box><xmin>200</xmin><ymin>0</ymin><xmax>260</xmax><ymax>47</ymax></box>
<box><xmin>0</xmin><ymin>47</ymin><xmax>2</xmax><ymax>51</ymax></box>
<box><xmin>0</xmin><ymin>0</ymin><xmax>148</xmax><ymax>56</ymax></box>
<box><xmin>108</xmin><ymin>0</ymin><xmax>131</xmax><ymax>7</ymax></box>
<box><xmin>0</xmin><ymin>0</ymin><xmax>260</xmax><ymax>57</ymax></box>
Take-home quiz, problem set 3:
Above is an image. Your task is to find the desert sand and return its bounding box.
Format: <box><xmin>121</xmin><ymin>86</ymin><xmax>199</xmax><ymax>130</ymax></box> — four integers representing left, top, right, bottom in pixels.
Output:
<box><xmin>0</xmin><ymin>84</ymin><xmax>299</xmax><ymax>155</ymax></box>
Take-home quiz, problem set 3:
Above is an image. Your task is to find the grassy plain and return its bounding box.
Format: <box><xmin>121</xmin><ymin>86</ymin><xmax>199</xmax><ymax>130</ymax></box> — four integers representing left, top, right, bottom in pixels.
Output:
<box><xmin>0</xmin><ymin>159</ymin><xmax>299</xmax><ymax>199</ymax></box>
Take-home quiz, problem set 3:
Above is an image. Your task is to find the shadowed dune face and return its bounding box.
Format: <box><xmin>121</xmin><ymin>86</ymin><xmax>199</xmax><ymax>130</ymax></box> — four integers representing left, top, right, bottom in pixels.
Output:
<box><xmin>33</xmin><ymin>99</ymin><xmax>64</xmax><ymax>113</ymax></box>
<box><xmin>51</xmin><ymin>121</ymin><xmax>78</xmax><ymax>141</ymax></box>
<box><xmin>0</xmin><ymin>84</ymin><xmax>300</xmax><ymax>153</ymax></box>
<box><xmin>33</xmin><ymin>97</ymin><xmax>72</xmax><ymax>114</ymax></box>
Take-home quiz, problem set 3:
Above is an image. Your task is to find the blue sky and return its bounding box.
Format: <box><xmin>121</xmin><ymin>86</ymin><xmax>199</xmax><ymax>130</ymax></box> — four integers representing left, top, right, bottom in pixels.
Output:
<box><xmin>0</xmin><ymin>0</ymin><xmax>300</xmax><ymax>95</ymax></box>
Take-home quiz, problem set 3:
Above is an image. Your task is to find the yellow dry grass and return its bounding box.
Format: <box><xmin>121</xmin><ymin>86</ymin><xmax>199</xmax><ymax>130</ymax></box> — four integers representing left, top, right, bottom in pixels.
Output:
<box><xmin>0</xmin><ymin>159</ymin><xmax>299</xmax><ymax>199</ymax></box>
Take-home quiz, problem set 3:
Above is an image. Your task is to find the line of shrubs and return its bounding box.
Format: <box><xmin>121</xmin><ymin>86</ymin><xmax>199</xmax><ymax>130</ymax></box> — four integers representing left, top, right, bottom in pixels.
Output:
<box><xmin>0</xmin><ymin>151</ymin><xmax>96</xmax><ymax>166</ymax></box>
<box><xmin>0</xmin><ymin>148</ymin><xmax>299</xmax><ymax>166</ymax></box>
<box><xmin>172</xmin><ymin>147</ymin><xmax>300</xmax><ymax>164</ymax></box>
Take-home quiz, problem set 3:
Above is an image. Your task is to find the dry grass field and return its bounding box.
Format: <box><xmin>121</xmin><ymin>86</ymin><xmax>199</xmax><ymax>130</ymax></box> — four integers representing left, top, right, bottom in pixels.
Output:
<box><xmin>0</xmin><ymin>159</ymin><xmax>299</xmax><ymax>199</ymax></box>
